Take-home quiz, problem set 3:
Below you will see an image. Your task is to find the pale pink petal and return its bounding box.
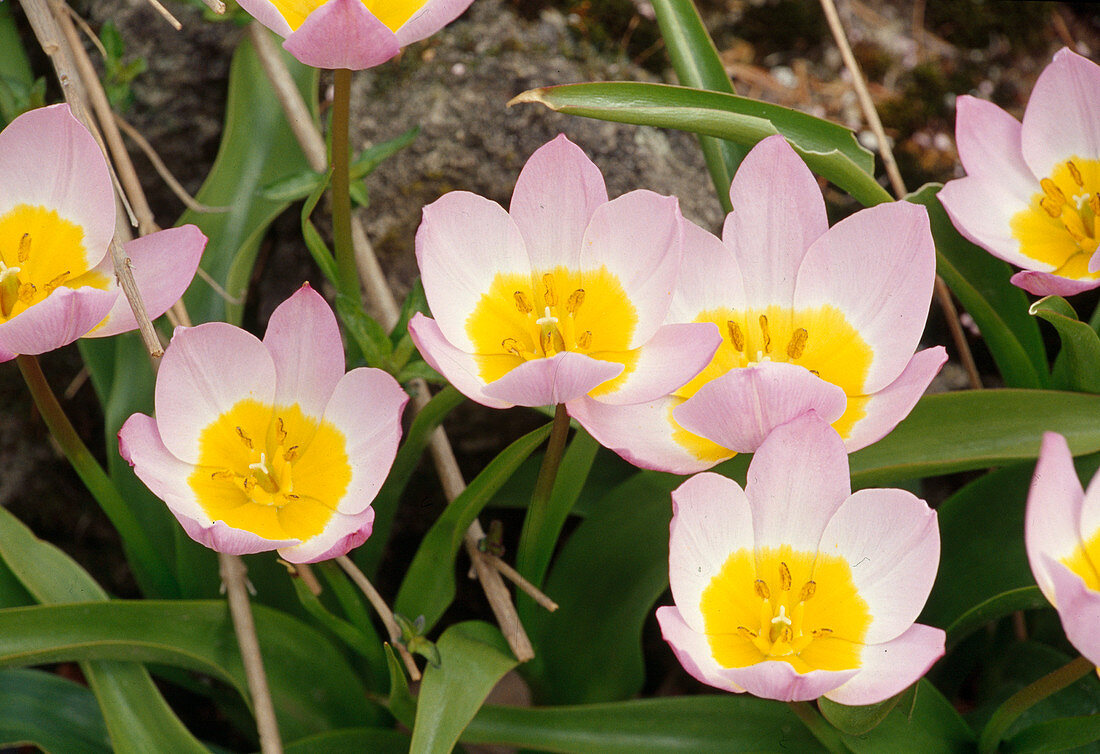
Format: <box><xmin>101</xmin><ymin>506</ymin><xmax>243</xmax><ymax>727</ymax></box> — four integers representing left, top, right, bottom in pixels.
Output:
<box><xmin>1079</xmin><ymin>464</ymin><xmax>1100</xmax><ymax>551</ymax></box>
<box><xmin>1044</xmin><ymin>557</ymin><xmax>1100</xmax><ymax>665</ymax></box>
<box><xmin>407</xmin><ymin>314</ymin><xmax>511</xmax><ymax>409</ymax></box>
<box><xmin>483</xmin><ymin>351</ymin><xmax>623</xmax><ymax>407</ymax></box>
<box><xmin>722</xmin><ymin>658</ymin><xmax>857</xmax><ymax>702</ymax></box>
<box><xmin>416</xmin><ymin>191</ymin><xmax>530</xmax><ymax>352</ymax></box>
<box><xmin>673</xmin><ymin>362</ymin><xmax>847</xmax><ymax>454</ymax></box>
<box><xmin>1011</xmin><ymin>270</ymin><xmax>1100</xmax><ymax>296</ymax></box>
<box><xmin>594</xmin><ymin>322</ymin><xmax>721</xmax><ymax>406</ymax></box>
<box><xmin>283</xmin><ymin>0</ymin><xmax>401</xmax><ymax>70</ymax></box>
<box><xmin>939</xmin><ymin>176</ymin><xmax>1035</xmax><ymax>270</ymax></box>
<box><xmin>234</xmin><ymin>0</ymin><xmax>293</xmax><ymax>36</ymax></box>
<box><xmin>953</xmin><ymin>95</ymin><xmax>1035</xmax><ymax>192</ymax></box>
<box><xmin>1026</xmin><ymin>433</ymin><xmax>1086</xmax><ymax>603</ymax></box>
<box><xmin>155</xmin><ymin>323</ymin><xmax>277</xmax><ymax>464</ymax></box>
<box><xmin>656</xmin><ymin>606</ymin><xmax>744</xmax><ymax>694</ymax></box>
<box><xmin>319</xmin><ymin>367</ymin><xmax>408</xmax><ymax>515</ymax></box>
<box><xmin>0</xmin><ymin>286</ymin><xmax>117</xmax><ymax>356</ymax></box>
<box><xmin>262</xmin><ymin>283</ymin><xmax>344</xmax><ymax>421</ymax></box>
<box><xmin>818</xmin><ymin>489</ymin><xmax>940</xmax><ymax>644</ymax></box>
<box><xmin>744</xmin><ymin>412</ymin><xmax>851</xmax><ymax>553</ymax></box>
<box><xmin>668</xmin><ymin>218</ymin><xmax>746</xmax><ymax>324</ymax></box>
<box><xmin>824</xmin><ymin>624</ymin><xmax>945</xmax><ymax>706</ymax></box>
<box><xmin>842</xmin><ymin>347</ymin><xmax>947</xmax><ymax>452</ymax></box>
<box><xmin>185</xmin><ymin>518</ymin><xmax>298</xmax><ymax>556</ymax></box>
<box><xmin>568</xmin><ymin>395</ymin><xmax>730</xmax><ymax>475</ymax></box>
<box><xmin>1021</xmin><ymin>48</ymin><xmax>1100</xmax><ymax>180</ymax></box>
<box><xmin>0</xmin><ymin>104</ymin><xmax>115</xmax><ymax>270</ymax></box>
<box><xmin>84</xmin><ymin>225</ymin><xmax>206</xmax><ymax>339</ymax></box>
<box><xmin>578</xmin><ymin>190</ymin><xmax>682</xmax><ymax>346</ymax></box>
<box><xmin>667</xmin><ymin>472</ymin><xmax>756</xmax><ymax>631</ymax></box>
<box><xmin>278</xmin><ymin>506</ymin><xmax>375</xmax><ymax>564</ymax></box>
<box><xmin>722</xmin><ymin>135</ymin><xmax>829</xmax><ymax>310</ymax></box>
<box><xmin>509</xmin><ymin>134</ymin><xmax>608</xmax><ymax>273</ymax></box>
<box><xmin>794</xmin><ymin>201</ymin><xmax>936</xmax><ymax>393</ymax></box>
<box><xmin>394</xmin><ymin>0</ymin><xmax>474</xmax><ymax>44</ymax></box>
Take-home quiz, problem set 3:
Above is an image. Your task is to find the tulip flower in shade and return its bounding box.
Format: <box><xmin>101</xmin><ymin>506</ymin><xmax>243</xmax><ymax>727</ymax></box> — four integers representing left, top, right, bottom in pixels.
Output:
<box><xmin>570</xmin><ymin>135</ymin><xmax>946</xmax><ymax>474</ymax></box>
<box><xmin>1025</xmin><ymin>432</ymin><xmax>1100</xmax><ymax>665</ymax></box>
<box><xmin>0</xmin><ymin>104</ymin><xmax>205</xmax><ymax>361</ymax></box>
<box><xmin>657</xmin><ymin>413</ymin><xmax>945</xmax><ymax>704</ymax></box>
<box><xmin>238</xmin><ymin>0</ymin><xmax>474</xmax><ymax>70</ymax></box>
<box><xmin>940</xmin><ymin>48</ymin><xmax>1100</xmax><ymax>297</ymax></box>
<box><xmin>407</xmin><ymin>134</ymin><xmax>722</xmax><ymax>413</ymax></box>
<box><xmin>118</xmin><ymin>285</ymin><xmax>408</xmax><ymax>564</ymax></box>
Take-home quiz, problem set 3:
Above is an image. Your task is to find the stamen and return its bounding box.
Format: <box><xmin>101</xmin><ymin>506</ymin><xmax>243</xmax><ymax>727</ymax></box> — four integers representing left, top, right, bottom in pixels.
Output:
<box><xmin>566</xmin><ymin>288</ymin><xmax>585</xmax><ymax>314</ymax></box>
<box><xmin>502</xmin><ymin>337</ymin><xmax>522</xmax><ymax>356</ymax></box>
<box><xmin>771</xmin><ymin>604</ymin><xmax>792</xmax><ymax>627</ymax></box>
<box><xmin>1092</xmin><ymin>194</ymin><xmax>1100</xmax><ymax>216</ymax></box>
<box><xmin>286</xmin><ymin>493</ymin><xmax>300</xmax><ymax>501</ymax></box>
<box><xmin>235</xmin><ymin>426</ymin><xmax>254</xmax><ymax>449</ymax></box>
<box><xmin>248</xmin><ymin>453</ymin><xmax>280</xmax><ymax>494</ymax></box>
<box><xmin>777</xmin><ymin>625</ymin><xmax>793</xmax><ymax>644</ymax></box>
<box><xmin>1041</xmin><ymin>197</ymin><xmax>1064</xmax><ymax>218</ymax></box>
<box><xmin>1041</xmin><ymin>178</ymin><xmax>1067</xmax><ymax>206</ymax></box>
<box><xmin>540</xmin><ymin>330</ymin><xmax>554</xmax><ymax>355</ymax></box>
<box><xmin>786</xmin><ymin>328</ymin><xmax>808</xmax><ymax>359</ymax></box>
<box><xmin>284</xmin><ymin>445</ymin><xmax>299</xmax><ymax>463</ymax></box>
<box><xmin>754</xmin><ymin>579</ymin><xmax>770</xmax><ymax>600</ymax></box>
<box><xmin>210</xmin><ymin>469</ymin><xmax>235</xmax><ymax>480</ymax></box>
<box><xmin>758</xmin><ymin>314</ymin><xmax>771</xmax><ymax>354</ymax></box>
<box><xmin>275</xmin><ymin>417</ymin><xmax>287</xmax><ymax>444</ymax></box>
<box><xmin>542</xmin><ymin>273</ymin><xmax>557</xmax><ymax>306</ymax></box>
<box><xmin>514</xmin><ymin>290</ymin><xmax>533</xmax><ymax>314</ymax></box>
<box><xmin>736</xmin><ymin>626</ymin><xmax>758</xmax><ymax>640</ymax></box>
<box><xmin>1069</xmin><ymin>160</ymin><xmax>1084</xmax><ymax>187</ymax></box>
<box><xmin>1067</xmin><ymin>224</ymin><xmax>1087</xmax><ymax>243</ymax></box>
<box><xmin>577</xmin><ymin>331</ymin><xmax>592</xmax><ymax>349</ymax></box>
<box><xmin>727</xmin><ymin>320</ymin><xmax>744</xmax><ymax>352</ymax></box>
<box><xmin>778</xmin><ymin>562</ymin><xmax>792</xmax><ymax>591</ymax></box>
<box><xmin>799</xmin><ymin>581</ymin><xmax>816</xmax><ymax>602</ymax></box>
<box><xmin>17</xmin><ymin>233</ymin><xmax>30</xmax><ymax>263</ymax></box>
<box><xmin>44</xmin><ymin>271</ymin><xmax>70</xmax><ymax>294</ymax></box>
<box><xmin>243</xmin><ymin>477</ymin><xmax>256</xmax><ymax>492</ymax></box>
<box><xmin>811</xmin><ymin>627</ymin><xmax>833</xmax><ymax>638</ymax></box>
<box><xmin>17</xmin><ymin>283</ymin><xmax>34</xmax><ymax>303</ymax></box>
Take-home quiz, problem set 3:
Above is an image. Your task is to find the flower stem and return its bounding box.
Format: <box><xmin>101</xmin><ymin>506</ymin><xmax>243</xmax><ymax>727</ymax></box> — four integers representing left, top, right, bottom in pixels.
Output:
<box><xmin>335</xmin><ymin>554</ymin><xmax>421</xmax><ymax>681</ymax></box>
<box><xmin>517</xmin><ymin>403</ymin><xmax>571</xmax><ymax>586</ymax></box>
<box><xmin>16</xmin><ymin>354</ymin><xmax>174</xmax><ymax>597</ymax></box>
<box><xmin>789</xmin><ymin>701</ymin><xmax>847</xmax><ymax>754</ymax></box>
<box><xmin>979</xmin><ymin>655</ymin><xmax>1094</xmax><ymax>753</ymax></box>
<box><xmin>330</xmin><ymin>67</ymin><xmax>360</xmax><ymax>306</ymax></box>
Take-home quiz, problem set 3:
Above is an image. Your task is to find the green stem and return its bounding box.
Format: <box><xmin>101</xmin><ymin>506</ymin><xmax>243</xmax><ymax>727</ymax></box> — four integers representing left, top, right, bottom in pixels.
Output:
<box><xmin>16</xmin><ymin>355</ymin><xmax>175</xmax><ymax>597</ymax></box>
<box><xmin>979</xmin><ymin>655</ymin><xmax>1094</xmax><ymax>753</ymax></box>
<box><xmin>516</xmin><ymin>404</ymin><xmax>571</xmax><ymax>585</ymax></box>
<box><xmin>330</xmin><ymin>67</ymin><xmax>359</xmax><ymax>305</ymax></box>
<box><xmin>789</xmin><ymin>701</ymin><xmax>847</xmax><ymax>754</ymax></box>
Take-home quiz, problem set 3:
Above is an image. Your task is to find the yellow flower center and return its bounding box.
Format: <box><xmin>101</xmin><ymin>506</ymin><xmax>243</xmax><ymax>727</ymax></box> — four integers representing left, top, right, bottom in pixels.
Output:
<box><xmin>668</xmin><ymin>305</ymin><xmax>873</xmax><ymax>460</ymax></box>
<box><xmin>187</xmin><ymin>399</ymin><xmax>352</xmax><ymax>542</ymax></box>
<box><xmin>700</xmin><ymin>545</ymin><xmax>871</xmax><ymax>673</ymax></box>
<box><xmin>1011</xmin><ymin>157</ymin><xmax>1100</xmax><ymax>282</ymax></box>
<box><xmin>0</xmin><ymin>204</ymin><xmax>109</xmax><ymax>323</ymax></box>
<box><xmin>1061</xmin><ymin>526</ymin><xmax>1100</xmax><ymax>595</ymax></box>
<box><xmin>270</xmin><ymin>0</ymin><xmax>427</xmax><ymax>32</ymax></box>
<box><xmin>466</xmin><ymin>266</ymin><xmax>639</xmax><ymax>397</ymax></box>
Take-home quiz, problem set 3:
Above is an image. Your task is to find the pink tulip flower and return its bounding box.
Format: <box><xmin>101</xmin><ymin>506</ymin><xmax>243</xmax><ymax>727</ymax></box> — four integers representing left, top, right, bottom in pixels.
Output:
<box><xmin>119</xmin><ymin>285</ymin><xmax>408</xmax><ymax>563</ymax></box>
<box><xmin>408</xmin><ymin>134</ymin><xmax>722</xmax><ymax>412</ymax></box>
<box><xmin>940</xmin><ymin>48</ymin><xmax>1100</xmax><ymax>296</ymax></box>
<box><xmin>571</xmin><ymin>135</ymin><xmax>946</xmax><ymax>474</ymax></box>
<box><xmin>0</xmin><ymin>104</ymin><xmax>204</xmax><ymax>360</ymax></box>
<box><xmin>657</xmin><ymin>412</ymin><xmax>945</xmax><ymax>704</ymax></box>
<box><xmin>1025</xmin><ymin>432</ymin><xmax>1100</xmax><ymax>665</ymax></box>
<box><xmin>239</xmin><ymin>0</ymin><xmax>474</xmax><ymax>70</ymax></box>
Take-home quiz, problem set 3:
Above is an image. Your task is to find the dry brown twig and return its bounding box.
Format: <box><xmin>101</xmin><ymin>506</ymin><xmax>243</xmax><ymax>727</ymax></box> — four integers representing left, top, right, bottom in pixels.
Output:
<box><xmin>335</xmin><ymin>556</ymin><xmax>422</xmax><ymax>681</ymax></box>
<box><xmin>143</xmin><ymin>0</ymin><xmax>183</xmax><ymax>31</ymax></box>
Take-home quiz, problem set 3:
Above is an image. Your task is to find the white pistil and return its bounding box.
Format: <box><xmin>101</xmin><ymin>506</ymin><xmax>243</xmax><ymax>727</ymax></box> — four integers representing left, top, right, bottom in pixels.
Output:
<box><xmin>248</xmin><ymin>452</ymin><xmax>271</xmax><ymax>476</ymax></box>
<box><xmin>536</xmin><ymin>306</ymin><xmax>558</xmax><ymax>328</ymax></box>
<box><xmin>1074</xmin><ymin>193</ymin><xmax>1091</xmax><ymax>209</ymax></box>
<box><xmin>0</xmin><ymin>261</ymin><xmax>21</xmax><ymax>282</ymax></box>
<box><xmin>771</xmin><ymin>604</ymin><xmax>792</xmax><ymax>628</ymax></box>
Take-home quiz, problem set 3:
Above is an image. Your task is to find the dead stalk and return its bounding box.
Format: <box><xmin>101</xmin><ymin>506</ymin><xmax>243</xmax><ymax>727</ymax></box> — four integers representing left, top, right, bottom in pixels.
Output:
<box><xmin>335</xmin><ymin>556</ymin><xmax>422</xmax><ymax>681</ymax></box>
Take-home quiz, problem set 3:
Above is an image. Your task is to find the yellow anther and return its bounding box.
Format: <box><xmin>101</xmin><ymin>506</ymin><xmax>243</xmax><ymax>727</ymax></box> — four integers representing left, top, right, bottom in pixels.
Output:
<box><xmin>17</xmin><ymin>233</ymin><xmax>30</xmax><ymax>263</ymax></box>
<box><xmin>243</xmin><ymin>476</ymin><xmax>256</xmax><ymax>492</ymax></box>
<box><xmin>1041</xmin><ymin>178</ymin><xmax>1067</xmax><ymax>205</ymax></box>
<box><xmin>799</xmin><ymin>580</ymin><xmax>817</xmax><ymax>602</ymax></box>
<box><xmin>811</xmin><ymin>627</ymin><xmax>834</xmax><ymax>638</ymax></box>
<box><xmin>284</xmin><ymin>445</ymin><xmax>299</xmax><ymax>463</ymax></box>
<box><xmin>286</xmin><ymin>493</ymin><xmax>300</xmax><ymax>501</ymax></box>
<box><xmin>577</xmin><ymin>330</ymin><xmax>592</xmax><ymax>349</ymax></box>
<box><xmin>759</xmin><ymin>314</ymin><xmax>772</xmax><ymax>353</ymax></box>
<box><xmin>1069</xmin><ymin>161</ymin><xmax>1084</xmax><ymax>187</ymax></box>
<box><xmin>786</xmin><ymin>328</ymin><xmax>808</xmax><ymax>359</ymax></box>
<box><xmin>809</xmin><ymin>369</ymin><xmax>820</xmax><ymax>377</ymax></box>
<box><xmin>210</xmin><ymin>469</ymin><xmax>235</xmax><ymax>480</ymax></box>
<box><xmin>275</xmin><ymin>417</ymin><xmax>287</xmax><ymax>444</ymax></box>
<box><xmin>542</xmin><ymin>273</ymin><xmax>557</xmax><ymax>306</ymax></box>
<box><xmin>777</xmin><ymin>625</ymin><xmax>793</xmax><ymax>643</ymax></box>
<box><xmin>514</xmin><ymin>290</ymin><xmax>533</xmax><ymax>314</ymax></box>
<box><xmin>17</xmin><ymin>282</ymin><xmax>34</xmax><ymax>303</ymax></box>
<box><xmin>778</xmin><ymin>561</ymin><xmax>792</xmax><ymax>591</ymax></box>
<box><xmin>1091</xmin><ymin>193</ymin><xmax>1100</xmax><ymax>216</ymax></box>
<box><xmin>502</xmin><ymin>337</ymin><xmax>522</xmax><ymax>356</ymax></box>
<box><xmin>727</xmin><ymin>320</ymin><xmax>745</xmax><ymax>351</ymax></box>
<box><xmin>235</xmin><ymin>426</ymin><xmax>254</xmax><ymax>449</ymax></box>
<box><xmin>44</xmin><ymin>270</ymin><xmax>70</xmax><ymax>294</ymax></box>
<box><xmin>736</xmin><ymin>626</ymin><xmax>758</xmax><ymax>640</ymax></box>
<box><xmin>1067</xmin><ymin>224</ymin><xmax>1087</xmax><ymax>243</ymax></box>
<box><xmin>566</xmin><ymin>288</ymin><xmax>585</xmax><ymax>314</ymax></box>
<box><xmin>1041</xmin><ymin>197</ymin><xmax>1064</xmax><ymax>217</ymax></box>
<box><xmin>754</xmin><ymin>579</ymin><xmax>771</xmax><ymax>600</ymax></box>
<box><xmin>540</xmin><ymin>330</ymin><xmax>554</xmax><ymax>355</ymax></box>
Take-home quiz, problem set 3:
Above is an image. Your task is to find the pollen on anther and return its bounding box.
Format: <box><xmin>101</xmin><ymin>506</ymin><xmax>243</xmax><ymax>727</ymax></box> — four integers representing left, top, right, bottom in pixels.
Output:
<box><xmin>284</xmin><ymin>445</ymin><xmax>300</xmax><ymax>463</ymax></box>
<box><xmin>211</xmin><ymin>469</ymin><xmax>234</xmax><ymax>480</ymax></box>
<box><xmin>727</xmin><ymin>320</ymin><xmax>744</xmax><ymax>352</ymax></box>
<box><xmin>1091</xmin><ymin>194</ymin><xmax>1100</xmax><ymax>216</ymax></box>
<box><xmin>754</xmin><ymin>579</ymin><xmax>771</xmax><ymax>600</ymax></box>
<box><xmin>1069</xmin><ymin>161</ymin><xmax>1084</xmax><ymax>187</ymax></box>
<box><xmin>17</xmin><ymin>233</ymin><xmax>30</xmax><ymax>263</ymax></box>
<box><xmin>502</xmin><ymin>337</ymin><xmax>522</xmax><ymax>356</ymax></box>
<box><xmin>759</xmin><ymin>314</ymin><xmax>772</xmax><ymax>353</ymax></box>
<box><xmin>17</xmin><ymin>283</ymin><xmax>34</xmax><ymax>303</ymax></box>
<box><xmin>44</xmin><ymin>270</ymin><xmax>70</xmax><ymax>294</ymax></box>
<box><xmin>235</xmin><ymin>426</ymin><xmax>254</xmax><ymax>449</ymax></box>
<box><xmin>566</xmin><ymin>288</ymin><xmax>585</xmax><ymax>314</ymax></box>
<box><xmin>577</xmin><ymin>331</ymin><xmax>592</xmax><ymax>349</ymax></box>
<box><xmin>778</xmin><ymin>561</ymin><xmax>792</xmax><ymax>591</ymax></box>
<box><xmin>736</xmin><ymin>626</ymin><xmax>758</xmax><ymax>640</ymax></box>
<box><xmin>1042</xmin><ymin>178</ymin><xmax>1067</xmax><ymax>205</ymax></box>
<box><xmin>1041</xmin><ymin>197</ymin><xmax>1064</xmax><ymax>217</ymax></box>
<box><xmin>275</xmin><ymin>417</ymin><xmax>287</xmax><ymax>444</ymax></box>
<box><xmin>542</xmin><ymin>274</ymin><xmax>557</xmax><ymax>306</ymax></box>
<box><xmin>812</xmin><ymin>627</ymin><xmax>833</xmax><ymax>637</ymax></box>
<box><xmin>514</xmin><ymin>291</ymin><xmax>533</xmax><ymax>314</ymax></box>
<box><xmin>799</xmin><ymin>580</ymin><xmax>817</xmax><ymax>602</ymax></box>
<box><xmin>786</xmin><ymin>328</ymin><xmax>808</xmax><ymax>359</ymax></box>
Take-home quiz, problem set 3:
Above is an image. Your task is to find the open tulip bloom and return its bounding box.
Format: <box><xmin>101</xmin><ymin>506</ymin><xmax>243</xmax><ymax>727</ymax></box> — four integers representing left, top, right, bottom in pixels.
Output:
<box><xmin>570</xmin><ymin>135</ymin><xmax>946</xmax><ymax>474</ymax></box>
<box><xmin>239</xmin><ymin>0</ymin><xmax>474</xmax><ymax>70</ymax></box>
<box><xmin>408</xmin><ymin>134</ymin><xmax>722</xmax><ymax>413</ymax></box>
<box><xmin>119</xmin><ymin>285</ymin><xmax>408</xmax><ymax>563</ymax></box>
<box><xmin>0</xmin><ymin>104</ymin><xmax>204</xmax><ymax>361</ymax></box>
<box><xmin>1025</xmin><ymin>433</ymin><xmax>1100</xmax><ymax>666</ymax></box>
<box><xmin>940</xmin><ymin>48</ymin><xmax>1100</xmax><ymax>296</ymax></box>
<box><xmin>657</xmin><ymin>413</ymin><xmax>945</xmax><ymax>704</ymax></box>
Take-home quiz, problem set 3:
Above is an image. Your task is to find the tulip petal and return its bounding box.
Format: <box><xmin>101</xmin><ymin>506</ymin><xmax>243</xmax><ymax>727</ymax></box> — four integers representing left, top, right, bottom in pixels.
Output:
<box><xmin>656</xmin><ymin>606</ymin><xmax>745</xmax><ymax>693</ymax></box>
<box><xmin>723</xmin><ymin>134</ymin><xmax>828</xmax><ymax>310</ymax></box>
<box><xmin>509</xmin><ymin>134</ymin><xmax>608</xmax><ymax>274</ymax></box>
<box><xmin>594</xmin><ymin>322</ymin><xmax>721</xmax><ymax>406</ymax></box>
<box><xmin>939</xmin><ymin>176</ymin><xmax>1036</xmax><ymax>271</ymax></box>
<box><xmin>720</xmin><ymin>658</ymin><xmax>858</xmax><ymax>703</ymax></box>
<box><xmin>953</xmin><ymin>95</ymin><xmax>1035</xmax><ymax>192</ymax></box>
<box><xmin>283</xmin><ymin>0</ymin><xmax>401</xmax><ymax>70</ymax></box>
<box><xmin>155</xmin><ymin>323</ymin><xmax>277</xmax><ymax>464</ymax></box>
<box><xmin>407</xmin><ymin>313</ymin><xmax>512</xmax><ymax>409</ymax></box>
<box><xmin>1045</xmin><ymin>556</ymin><xmax>1100</xmax><ymax>665</ymax></box>
<box><xmin>84</xmin><ymin>225</ymin><xmax>207</xmax><ymax>339</ymax></box>
<box><xmin>824</xmin><ymin>624</ymin><xmax>945</xmax><ymax>706</ymax></box>
<box><xmin>1011</xmin><ymin>270</ymin><xmax>1100</xmax><ymax>296</ymax></box>
<box><xmin>1021</xmin><ymin>48</ymin><xmax>1100</xmax><ymax>181</ymax></box>
<box><xmin>1026</xmin><ymin>432</ymin><xmax>1086</xmax><ymax>603</ymax></box>
<box><xmin>278</xmin><ymin>505</ymin><xmax>375</xmax><ymax>564</ymax></box>
<box><xmin>842</xmin><ymin>347</ymin><xmax>947</xmax><ymax>452</ymax></box>
<box><xmin>394</xmin><ymin>0</ymin><xmax>475</xmax><ymax>45</ymax></box>
<box><xmin>234</xmin><ymin>0</ymin><xmax>293</xmax><ymax>36</ymax></box>
<box><xmin>482</xmin><ymin>350</ymin><xmax>623</xmax><ymax>407</ymax></box>
<box><xmin>668</xmin><ymin>218</ymin><xmax>747</xmax><ymax>323</ymax></box>
<box><xmin>674</xmin><ymin>362</ymin><xmax>847</xmax><ymax>454</ymax></box>
<box><xmin>818</xmin><ymin>488</ymin><xmax>940</xmax><ymax>643</ymax></box>
<box><xmin>0</xmin><ymin>285</ymin><xmax>117</xmax><ymax>357</ymax></box>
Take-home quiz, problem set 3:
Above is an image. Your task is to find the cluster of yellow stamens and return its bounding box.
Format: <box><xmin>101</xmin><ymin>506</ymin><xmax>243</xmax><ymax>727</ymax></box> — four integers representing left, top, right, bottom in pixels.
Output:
<box><xmin>734</xmin><ymin>560</ymin><xmax>828</xmax><ymax>659</ymax></box>
<box><xmin>725</xmin><ymin>314</ymin><xmax>810</xmax><ymax>367</ymax></box>
<box><xmin>502</xmin><ymin>272</ymin><xmax>592</xmax><ymax>361</ymax></box>
<box><xmin>209</xmin><ymin>417</ymin><xmax>301</xmax><ymax>508</ymax></box>
<box><xmin>0</xmin><ymin>231</ymin><xmax>72</xmax><ymax>320</ymax></box>
<box><xmin>1038</xmin><ymin>159</ymin><xmax>1100</xmax><ymax>257</ymax></box>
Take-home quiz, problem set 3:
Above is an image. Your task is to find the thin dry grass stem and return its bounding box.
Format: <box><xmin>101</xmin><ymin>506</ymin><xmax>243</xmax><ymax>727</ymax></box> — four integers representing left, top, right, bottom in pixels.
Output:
<box><xmin>61</xmin><ymin>2</ymin><xmax>106</xmax><ymax>57</ymax></box>
<box><xmin>195</xmin><ymin>266</ymin><xmax>245</xmax><ymax>306</ymax></box>
<box><xmin>293</xmin><ymin>562</ymin><xmax>324</xmax><ymax>597</ymax></box>
<box><xmin>251</xmin><ymin>22</ymin><xmax>539</xmax><ymax>661</ymax></box>
<box><xmin>335</xmin><ymin>556</ymin><xmax>422</xmax><ymax>681</ymax></box>
<box><xmin>220</xmin><ymin>554</ymin><xmax>284</xmax><ymax>754</ymax></box>
<box><xmin>1053</xmin><ymin>8</ymin><xmax>1077</xmax><ymax>50</ymax></box>
<box><xmin>484</xmin><ymin>553</ymin><xmax>559</xmax><ymax>612</ymax></box>
<box><xmin>144</xmin><ymin>0</ymin><xmax>183</xmax><ymax>30</ymax></box>
<box><xmin>819</xmin><ymin>0</ymin><xmax>983</xmax><ymax>390</ymax></box>
<box><xmin>200</xmin><ymin>0</ymin><xmax>227</xmax><ymax>15</ymax></box>
<box><xmin>63</xmin><ymin>367</ymin><xmax>90</xmax><ymax>400</ymax></box>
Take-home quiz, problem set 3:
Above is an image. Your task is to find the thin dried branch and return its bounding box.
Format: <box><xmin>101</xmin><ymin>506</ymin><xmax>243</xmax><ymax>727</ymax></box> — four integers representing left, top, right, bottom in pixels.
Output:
<box><xmin>143</xmin><ymin>0</ymin><xmax>183</xmax><ymax>30</ymax></box>
<box><xmin>335</xmin><ymin>556</ymin><xmax>422</xmax><ymax>681</ymax></box>
<box><xmin>483</xmin><ymin>553</ymin><xmax>559</xmax><ymax>612</ymax></box>
<box><xmin>199</xmin><ymin>0</ymin><xmax>227</xmax><ymax>14</ymax></box>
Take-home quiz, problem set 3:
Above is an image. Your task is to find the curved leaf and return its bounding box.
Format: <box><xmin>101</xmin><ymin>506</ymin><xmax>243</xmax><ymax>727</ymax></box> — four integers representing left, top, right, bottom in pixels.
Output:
<box><xmin>819</xmin><ymin>692</ymin><xmax>901</xmax><ymax>736</ymax></box>
<box><xmin>839</xmin><ymin>680</ymin><xmax>974</xmax><ymax>753</ymax></box>
<box><xmin>1031</xmin><ymin>296</ymin><xmax>1100</xmax><ymax>393</ymax></box>
<box><xmin>1007</xmin><ymin>714</ymin><xmax>1100</xmax><ymax>753</ymax></box>
<box><xmin>283</xmin><ymin>728</ymin><xmax>411</xmax><ymax>753</ymax></box>
<box><xmin>0</xmin><ymin>668</ymin><xmax>111</xmax><ymax>753</ymax></box>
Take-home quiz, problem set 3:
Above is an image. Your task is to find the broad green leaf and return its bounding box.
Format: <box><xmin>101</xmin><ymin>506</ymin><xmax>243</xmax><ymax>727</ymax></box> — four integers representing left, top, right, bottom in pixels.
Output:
<box><xmin>944</xmin><ymin>587</ymin><xmax>1047</xmax><ymax>647</ymax></box>
<box><xmin>0</xmin><ymin>668</ymin><xmax>111</xmax><ymax>753</ymax></box>
<box><xmin>290</xmin><ymin>575</ymin><xmax>385</xmax><ymax>677</ymax></box>
<box><xmin>391</xmin><ymin>278</ymin><xmax>431</xmax><ymax>347</ymax></box>
<box><xmin>300</xmin><ymin>170</ymin><xmax>340</xmax><ymax>284</ymax></box>
<box><xmin>1031</xmin><ymin>296</ymin><xmax>1100</xmax><ymax>393</ymax></box>
<box><xmin>0</xmin><ymin>557</ymin><xmax>31</xmax><ymax>609</ymax></box>
<box><xmin>907</xmin><ymin>184</ymin><xmax>1048</xmax><ymax>389</ymax></box>
<box><xmin>839</xmin><ymin>680</ymin><xmax>974</xmax><ymax>753</ymax></box>
<box><xmin>180</xmin><ymin>30</ymin><xmax>319</xmax><ymax>325</ymax></box>
<box><xmin>395</xmin><ymin>421</ymin><xmax>552</xmax><ymax>630</ymax></box>
<box><xmin>1007</xmin><ymin>714</ymin><xmax>1100</xmax><ymax>753</ymax></box>
<box><xmin>524</xmin><ymin>472</ymin><xmax>679</xmax><ymax>704</ymax></box>
<box><xmin>651</xmin><ymin>0</ymin><xmax>745</xmax><ymax>210</ymax></box>
<box><xmin>462</xmin><ymin>695</ymin><xmax>820</xmax><ymax>752</ymax></box>
<box><xmin>411</xmin><ymin>622</ymin><xmax>519</xmax><ymax>754</ymax></box>
<box><xmin>385</xmin><ymin>644</ymin><xmax>417</xmax><ymax>728</ymax></box>
<box><xmin>848</xmin><ymin>391</ymin><xmax>1100</xmax><ymax>487</ymax></box>
<box><xmin>819</xmin><ymin>691</ymin><xmax>902</xmax><ymax>736</ymax></box>
<box><xmin>335</xmin><ymin>293</ymin><xmax>393</xmax><ymax>370</ymax></box>
<box><xmin>283</xmin><ymin>728</ymin><xmax>411</xmax><ymax>753</ymax></box>
<box><xmin>0</xmin><ymin>4</ymin><xmax>32</xmax><ymax>89</ymax></box>
<box><xmin>511</xmin><ymin>81</ymin><xmax>887</xmax><ymax>206</ymax></box>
